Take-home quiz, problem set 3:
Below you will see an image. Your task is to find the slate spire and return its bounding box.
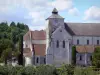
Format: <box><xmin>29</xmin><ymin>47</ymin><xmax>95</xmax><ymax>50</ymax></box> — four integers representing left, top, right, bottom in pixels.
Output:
<box><xmin>52</xmin><ymin>8</ymin><xmax>58</xmax><ymax>14</ymax></box>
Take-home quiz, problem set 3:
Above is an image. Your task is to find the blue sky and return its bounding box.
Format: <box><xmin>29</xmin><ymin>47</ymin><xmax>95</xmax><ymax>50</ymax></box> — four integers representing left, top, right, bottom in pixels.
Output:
<box><xmin>0</xmin><ymin>0</ymin><xmax>100</xmax><ymax>30</ymax></box>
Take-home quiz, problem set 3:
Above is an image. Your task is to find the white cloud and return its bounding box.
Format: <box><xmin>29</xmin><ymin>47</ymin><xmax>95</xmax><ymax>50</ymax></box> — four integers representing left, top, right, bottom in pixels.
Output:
<box><xmin>50</xmin><ymin>0</ymin><xmax>73</xmax><ymax>11</ymax></box>
<box><xmin>0</xmin><ymin>0</ymin><xmax>76</xmax><ymax>30</ymax></box>
<box><xmin>84</xmin><ymin>6</ymin><xmax>100</xmax><ymax>20</ymax></box>
<box><xmin>68</xmin><ymin>7</ymin><xmax>79</xmax><ymax>16</ymax></box>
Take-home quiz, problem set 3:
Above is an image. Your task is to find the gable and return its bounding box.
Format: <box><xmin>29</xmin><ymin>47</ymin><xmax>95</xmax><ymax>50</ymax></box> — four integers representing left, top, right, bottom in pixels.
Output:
<box><xmin>51</xmin><ymin>26</ymin><xmax>72</xmax><ymax>40</ymax></box>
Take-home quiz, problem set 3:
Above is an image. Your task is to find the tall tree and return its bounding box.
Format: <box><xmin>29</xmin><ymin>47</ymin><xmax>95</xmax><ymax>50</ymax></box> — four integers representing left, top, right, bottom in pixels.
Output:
<box><xmin>18</xmin><ymin>34</ymin><xmax>23</xmax><ymax>65</ymax></box>
<box><xmin>72</xmin><ymin>46</ymin><xmax>76</xmax><ymax>65</ymax></box>
<box><xmin>92</xmin><ymin>47</ymin><xmax>100</xmax><ymax>68</ymax></box>
<box><xmin>10</xmin><ymin>22</ymin><xmax>16</xmax><ymax>27</ymax></box>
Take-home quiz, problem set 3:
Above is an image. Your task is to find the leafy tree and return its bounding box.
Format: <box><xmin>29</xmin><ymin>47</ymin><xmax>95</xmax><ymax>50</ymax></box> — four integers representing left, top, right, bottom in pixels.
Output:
<box><xmin>72</xmin><ymin>46</ymin><xmax>76</xmax><ymax>65</ymax></box>
<box><xmin>92</xmin><ymin>47</ymin><xmax>100</xmax><ymax>68</ymax></box>
<box><xmin>0</xmin><ymin>21</ymin><xmax>29</xmax><ymax>65</ymax></box>
<box><xmin>10</xmin><ymin>22</ymin><xmax>16</xmax><ymax>27</ymax></box>
<box><xmin>0</xmin><ymin>22</ymin><xmax>8</xmax><ymax>32</ymax></box>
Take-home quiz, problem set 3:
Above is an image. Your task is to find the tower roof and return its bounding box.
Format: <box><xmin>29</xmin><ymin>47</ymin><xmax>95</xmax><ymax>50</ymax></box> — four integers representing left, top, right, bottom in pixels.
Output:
<box><xmin>52</xmin><ymin>8</ymin><xmax>58</xmax><ymax>14</ymax></box>
<box><xmin>46</xmin><ymin>8</ymin><xmax>64</xmax><ymax>20</ymax></box>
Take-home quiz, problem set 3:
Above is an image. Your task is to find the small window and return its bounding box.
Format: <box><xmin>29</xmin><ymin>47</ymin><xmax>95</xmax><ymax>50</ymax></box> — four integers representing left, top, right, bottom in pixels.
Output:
<box><xmin>44</xmin><ymin>58</ymin><xmax>46</xmax><ymax>64</ymax></box>
<box><xmin>63</xmin><ymin>41</ymin><xmax>65</xmax><ymax>48</ymax></box>
<box><xmin>56</xmin><ymin>40</ymin><xmax>59</xmax><ymax>48</ymax></box>
<box><xmin>90</xmin><ymin>56</ymin><xmax>92</xmax><ymax>61</ymax></box>
<box><xmin>26</xmin><ymin>44</ymin><xmax>28</xmax><ymax>47</ymax></box>
<box><xmin>97</xmin><ymin>40</ymin><xmax>99</xmax><ymax>45</ymax></box>
<box><xmin>80</xmin><ymin>55</ymin><xmax>82</xmax><ymax>60</ymax></box>
<box><xmin>87</xmin><ymin>40</ymin><xmax>89</xmax><ymax>45</ymax></box>
<box><xmin>36</xmin><ymin>57</ymin><xmax>39</xmax><ymax>63</ymax></box>
<box><xmin>77</xmin><ymin>39</ymin><xmax>79</xmax><ymax>45</ymax></box>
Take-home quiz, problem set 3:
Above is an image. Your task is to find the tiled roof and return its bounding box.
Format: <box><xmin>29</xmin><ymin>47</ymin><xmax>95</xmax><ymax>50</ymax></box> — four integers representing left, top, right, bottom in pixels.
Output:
<box><xmin>65</xmin><ymin>23</ymin><xmax>100</xmax><ymax>36</ymax></box>
<box><xmin>33</xmin><ymin>44</ymin><xmax>46</xmax><ymax>56</ymax></box>
<box><xmin>31</xmin><ymin>30</ymin><xmax>46</xmax><ymax>40</ymax></box>
<box><xmin>23</xmin><ymin>48</ymin><xmax>32</xmax><ymax>57</ymax></box>
<box><xmin>23</xmin><ymin>30</ymin><xmax>46</xmax><ymax>41</ymax></box>
<box><xmin>76</xmin><ymin>46</ymin><xmax>100</xmax><ymax>53</ymax></box>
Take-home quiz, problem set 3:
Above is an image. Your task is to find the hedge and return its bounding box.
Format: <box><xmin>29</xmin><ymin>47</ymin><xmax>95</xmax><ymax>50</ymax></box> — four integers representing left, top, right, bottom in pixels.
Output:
<box><xmin>0</xmin><ymin>65</ymin><xmax>99</xmax><ymax>75</ymax></box>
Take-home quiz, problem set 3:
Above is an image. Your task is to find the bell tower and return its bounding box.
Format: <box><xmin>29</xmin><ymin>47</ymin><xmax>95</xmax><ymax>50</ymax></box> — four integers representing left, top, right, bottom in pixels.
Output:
<box><xmin>46</xmin><ymin>8</ymin><xmax>64</xmax><ymax>65</ymax></box>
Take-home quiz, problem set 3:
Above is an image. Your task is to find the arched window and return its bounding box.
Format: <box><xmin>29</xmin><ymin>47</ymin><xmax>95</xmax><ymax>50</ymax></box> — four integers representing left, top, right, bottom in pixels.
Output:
<box><xmin>97</xmin><ymin>40</ymin><xmax>99</xmax><ymax>45</ymax></box>
<box><xmin>56</xmin><ymin>40</ymin><xmax>59</xmax><ymax>48</ymax></box>
<box><xmin>77</xmin><ymin>39</ymin><xmax>79</xmax><ymax>45</ymax></box>
<box><xmin>44</xmin><ymin>58</ymin><xmax>46</xmax><ymax>64</ymax></box>
<box><xmin>36</xmin><ymin>57</ymin><xmax>39</xmax><ymax>63</ymax></box>
<box><xmin>87</xmin><ymin>40</ymin><xmax>89</xmax><ymax>45</ymax></box>
<box><xmin>80</xmin><ymin>55</ymin><xmax>82</xmax><ymax>60</ymax></box>
<box><xmin>63</xmin><ymin>40</ymin><xmax>65</xmax><ymax>48</ymax></box>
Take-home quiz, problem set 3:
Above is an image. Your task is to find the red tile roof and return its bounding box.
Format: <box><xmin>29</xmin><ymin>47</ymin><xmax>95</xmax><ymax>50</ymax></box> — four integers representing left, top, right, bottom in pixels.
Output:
<box><xmin>76</xmin><ymin>46</ymin><xmax>100</xmax><ymax>53</ymax></box>
<box><xmin>33</xmin><ymin>44</ymin><xmax>46</xmax><ymax>56</ymax></box>
<box><xmin>23</xmin><ymin>30</ymin><xmax>46</xmax><ymax>41</ymax></box>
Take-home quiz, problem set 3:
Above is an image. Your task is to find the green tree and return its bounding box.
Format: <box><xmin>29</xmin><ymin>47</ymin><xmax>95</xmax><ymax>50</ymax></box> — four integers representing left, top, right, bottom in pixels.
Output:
<box><xmin>0</xmin><ymin>22</ymin><xmax>8</xmax><ymax>32</ymax></box>
<box><xmin>18</xmin><ymin>34</ymin><xmax>23</xmax><ymax>65</ymax></box>
<box><xmin>92</xmin><ymin>47</ymin><xmax>100</xmax><ymax>68</ymax></box>
<box><xmin>0</xmin><ymin>39</ymin><xmax>13</xmax><ymax>64</ymax></box>
<box><xmin>72</xmin><ymin>46</ymin><xmax>76</xmax><ymax>65</ymax></box>
<box><xmin>10</xmin><ymin>22</ymin><xmax>16</xmax><ymax>27</ymax></box>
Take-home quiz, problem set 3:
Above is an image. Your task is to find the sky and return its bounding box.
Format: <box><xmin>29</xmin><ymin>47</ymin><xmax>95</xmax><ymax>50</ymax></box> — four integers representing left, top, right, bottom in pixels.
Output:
<box><xmin>0</xmin><ymin>0</ymin><xmax>100</xmax><ymax>30</ymax></box>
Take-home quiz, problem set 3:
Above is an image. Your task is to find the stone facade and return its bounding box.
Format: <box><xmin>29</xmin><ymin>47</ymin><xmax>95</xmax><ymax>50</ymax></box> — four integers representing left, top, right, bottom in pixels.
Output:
<box><xmin>23</xmin><ymin>8</ymin><xmax>100</xmax><ymax>66</ymax></box>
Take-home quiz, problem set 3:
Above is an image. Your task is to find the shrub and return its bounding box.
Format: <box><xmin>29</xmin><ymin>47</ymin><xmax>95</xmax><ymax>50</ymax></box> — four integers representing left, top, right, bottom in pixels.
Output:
<box><xmin>74</xmin><ymin>67</ymin><xmax>97</xmax><ymax>75</ymax></box>
<box><xmin>35</xmin><ymin>65</ymin><xmax>56</xmax><ymax>75</ymax></box>
<box><xmin>0</xmin><ymin>66</ymin><xmax>8</xmax><ymax>75</ymax></box>
<box><xmin>57</xmin><ymin>64</ymin><xmax>74</xmax><ymax>75</ymax></box>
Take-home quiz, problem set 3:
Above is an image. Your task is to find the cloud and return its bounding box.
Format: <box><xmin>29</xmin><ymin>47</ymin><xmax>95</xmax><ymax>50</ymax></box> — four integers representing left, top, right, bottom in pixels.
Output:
<box><xmin>68</xmin><ymin>7</ymin><xmax>79</xmax><ymax>16</ymax></box>
<box><xmin>50</xmin><ymin>0</ymin><xmax>73</xmax><ymax>11</ymax></box>
<box><xmin>0</xmin><ymin>0</ymin><xmax>76</xmax><ymax>30</ymax></box>
<box><xmin>84</xmin><ymin>6</ymin><xmax>100</xmax><ymax>20</ymax></box>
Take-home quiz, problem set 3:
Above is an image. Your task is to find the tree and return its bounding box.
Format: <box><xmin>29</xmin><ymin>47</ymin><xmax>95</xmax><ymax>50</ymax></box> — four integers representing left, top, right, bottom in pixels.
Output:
<box><xmin>72</xmin><ymin>46</ymin><xmax>76</xmax><ymax>65</ymax></box>
<box><xmin>0</xmin><ymin>22</ymin><xmax>8</xmax><ymax>32</ymax></box>
<box><xmin>18</xmin><ymin>34</ymin><xmax>23</xmax><ymax>65</ymax></box>
<box><xmin>10</xmin><ymin>22</ymin><xmax>16</xmax><ymax>27</ymax></box>
<box><xmin>92</xmin><ymin>47</ymin><xmax>100</xmax><ymax>68</ymax></box>
<box><xmin>0</xmin><ymin>39</ymin><xmax>13</xmax><ymax>64</ymax></box>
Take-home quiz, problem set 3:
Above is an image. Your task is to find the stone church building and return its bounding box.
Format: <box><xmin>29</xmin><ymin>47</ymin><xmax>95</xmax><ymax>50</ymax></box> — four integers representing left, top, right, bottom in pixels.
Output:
<box><xmin>23</xmin><ymin>8</ymin><xmax>100</xmax><ymax>66</ymax></box>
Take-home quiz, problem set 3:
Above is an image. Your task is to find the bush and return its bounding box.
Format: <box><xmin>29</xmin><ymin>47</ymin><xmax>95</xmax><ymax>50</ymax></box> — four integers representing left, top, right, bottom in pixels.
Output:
<box><xmin>57</xmin><ymin>64</ymin><xmax>74</xmax><ymax>75</ymax></box>
<box><xmin>74</xmin><ymin>67</ymin><xmax>97</xmax><ymax>75</ymax></box>
<box><xmin>35</xmin><ymin>65</ymin><xmax>56</xmax><ymax>75</ymax></box>
<box><xmin>18</xmin><ymin>66</ymin><xmax>36</xmax><ymax>75</ymax></box>
<box><xmin>0</xmin><ymin>64</ymin><xmax>98</xmax><ymax>75</ymax></box>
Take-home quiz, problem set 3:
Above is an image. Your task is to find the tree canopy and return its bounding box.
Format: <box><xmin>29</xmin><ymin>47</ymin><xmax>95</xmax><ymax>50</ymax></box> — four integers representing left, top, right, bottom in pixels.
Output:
<box><xmin>0</xmin><ymin>21</ymin><xmax>29</xmax><ymax>64</ymax></box>
<box><xmin>92</xmin><ymin>47</ymin><xmax>100</xmax><ymax>68</ymax></box>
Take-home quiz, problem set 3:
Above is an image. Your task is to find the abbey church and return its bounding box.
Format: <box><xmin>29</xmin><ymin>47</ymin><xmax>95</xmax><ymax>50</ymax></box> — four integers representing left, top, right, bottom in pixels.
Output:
<box><xmin>23</xmin><ymin>8</ymin><xmax>100</xmax><ymax>66</ymax></box>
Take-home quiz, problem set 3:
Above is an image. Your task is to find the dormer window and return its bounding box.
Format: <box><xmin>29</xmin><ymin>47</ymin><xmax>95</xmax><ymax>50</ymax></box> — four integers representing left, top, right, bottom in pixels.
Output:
<box><xmin>56</xmin><ymin>40</ymin><xmax>59</xmax><ymax>48</ymax></box>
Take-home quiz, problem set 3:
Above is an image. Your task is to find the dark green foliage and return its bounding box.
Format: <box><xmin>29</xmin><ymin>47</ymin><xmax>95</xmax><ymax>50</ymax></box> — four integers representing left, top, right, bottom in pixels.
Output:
<box><xmin>18</xmin><ymin>35</ymin><xmax>23</xmax><ymax>65</ymax></box>
<box><xmin>35</xmin><ymin>65</ymin><xmax>56</xmax><ymax>75</ymax></box>
<box><xmin>74</xmin><ymin>67</ymin><xmax>97</xmax><ymax>75</ymax></box>
<box><xmin>72</xmin><ymin>46</ymin><xmax>76</xmax><ymax>65</ymax></box>
<box><xmin>18</xmin><ymin>66</ymin><xmax>36</xmax><ymax>75</ymax></box>
<box><xmin>92</xmin><ymin>47</ymin><xmax>100</xmax><ymax>68</ymax></box>
<box><xmin>57</xmin><ymin>64</ymin><xmax>74</xmax><ymax>75</ymax></box>
<box><xmin>0</xmin><ymin>21</ymin><xmax>29</xmax><ymax>64</ymax></box>
<box><xmin>10</xmin><ymin>22</ymin><xmax>16</xmax><ymax>28</ymax></box>
<box><xmin>0</xmin><ymin>65</ymin><xmax>99</xmax><ymax>75</ymax></box>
